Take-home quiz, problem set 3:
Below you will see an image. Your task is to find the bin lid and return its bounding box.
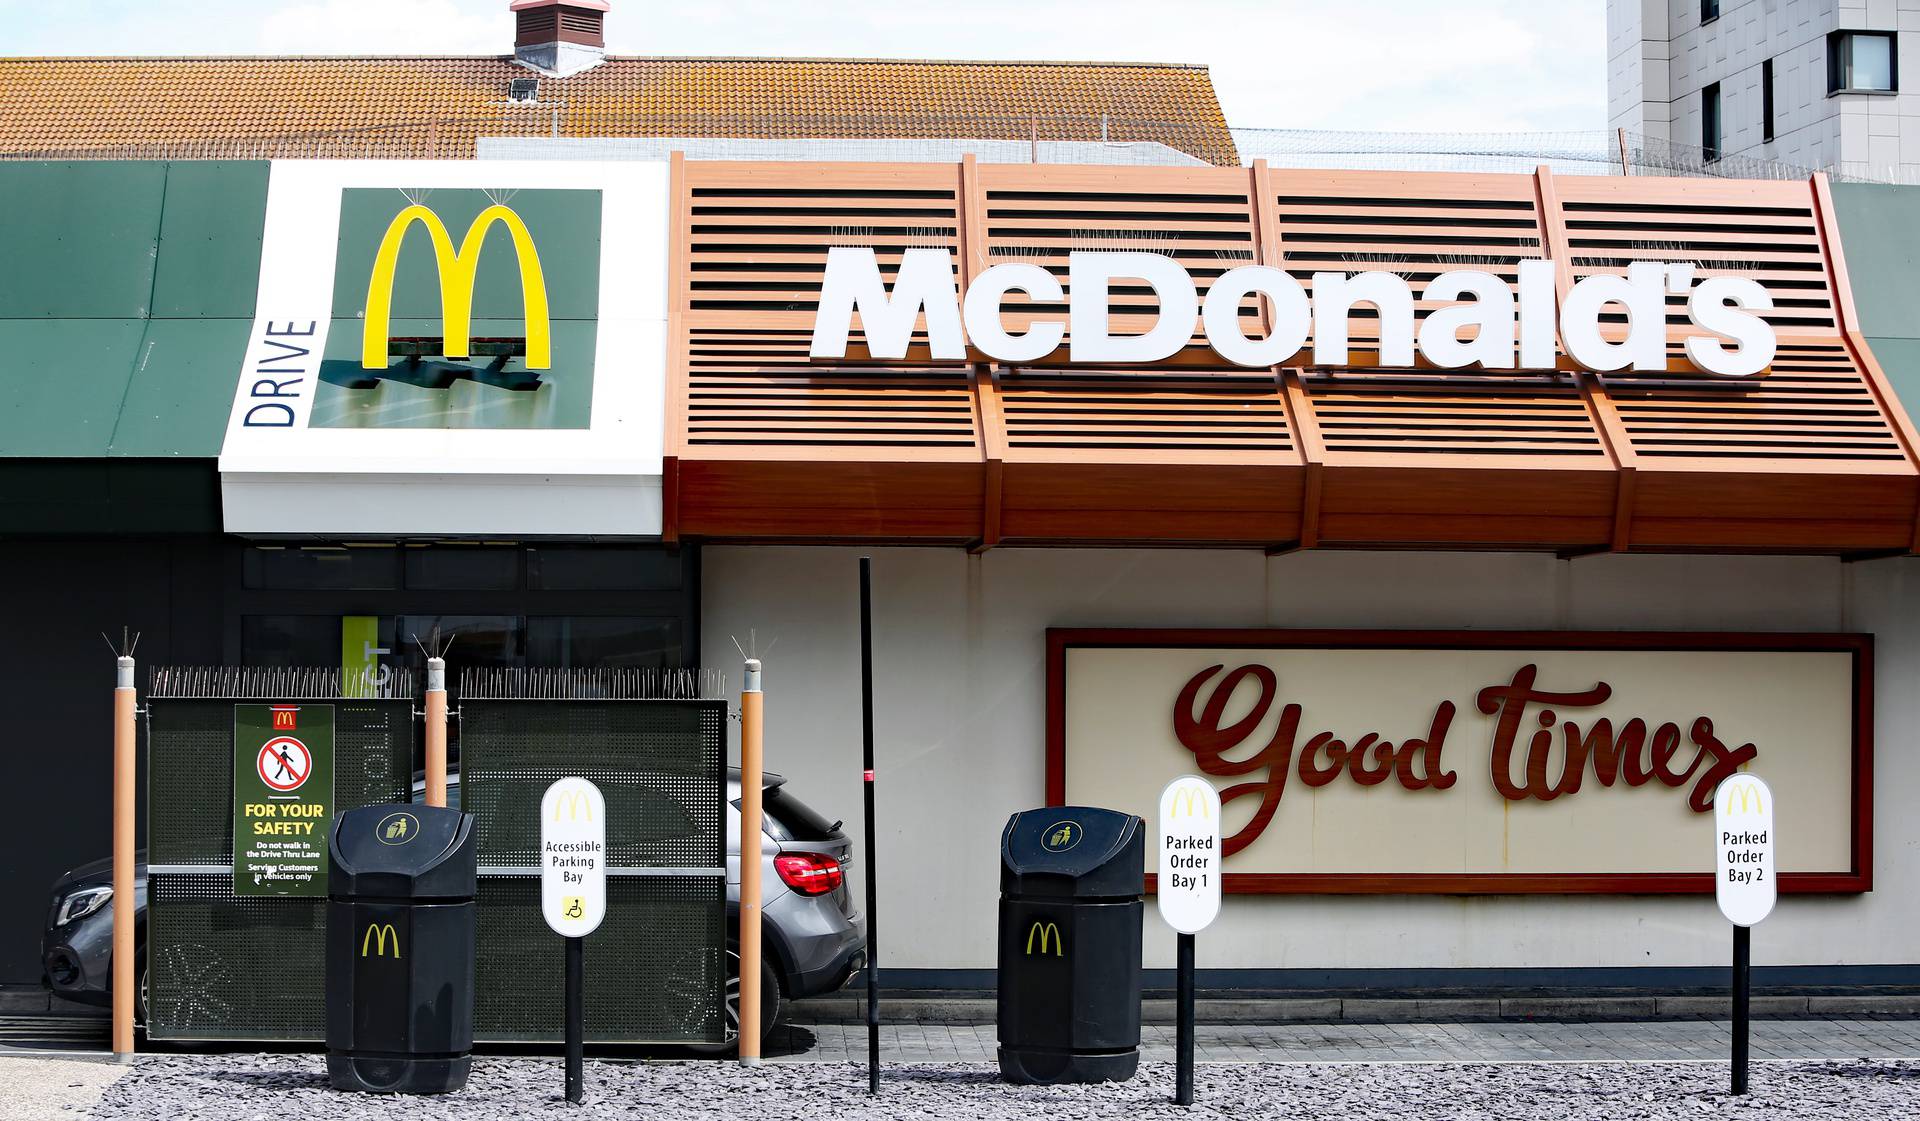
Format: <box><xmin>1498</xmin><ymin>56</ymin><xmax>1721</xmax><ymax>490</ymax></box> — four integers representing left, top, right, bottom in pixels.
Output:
<box><xmin>329</xmin><ymin>803</ymin><xmax>476</xmax><ymax>901</ymax></box>
<box><xmin>1001</xmin><ymin>805</ymin><xmax>1143</xmax><ymax>899</ymax></box>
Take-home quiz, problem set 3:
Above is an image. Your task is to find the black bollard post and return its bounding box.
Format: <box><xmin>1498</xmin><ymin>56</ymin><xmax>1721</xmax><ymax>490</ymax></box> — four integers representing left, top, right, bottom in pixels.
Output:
<box><xmin>1731</xmin><ymin>923</ymin><xmax>1750</xmax><ymax>1095</ymax></box>
<box><xmin>1176</xmin><ymin>931</ymin><xmax>1195</xmax><ymax>1106</ymax></box>
<box><xmin>566</xmin><ymin>935</ymin><xmax>584</xmax><ymax>1104</ymax></box>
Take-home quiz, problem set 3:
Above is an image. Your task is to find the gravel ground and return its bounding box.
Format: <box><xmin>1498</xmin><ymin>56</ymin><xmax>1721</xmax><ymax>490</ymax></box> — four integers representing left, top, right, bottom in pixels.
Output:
<box><xmin>84</xmin><ymin>1055</ymin><xmax>1920</xmax><ymax>1120</ymax></box>
<box><xmin>0</xmin><ymin>1056</ymin><xmax>126</xmax><ymax>1119</ymax></box>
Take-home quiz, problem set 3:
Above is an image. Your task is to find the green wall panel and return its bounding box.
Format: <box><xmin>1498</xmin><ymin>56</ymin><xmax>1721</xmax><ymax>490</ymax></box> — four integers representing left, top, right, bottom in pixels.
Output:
<box><xmin>150</xmin><ymin>162</ymin><xmax>271</xmax><ymax>320</ymax></box>
<box><xmin>1832</xmin><ymin>183</ymin><xmax>1920</xmax><ymax>341</ymax></box>
<box><xmin>0</xmin><ymin>319</ymin><xmax>147</xmax><ymax>456</ymax></box>
<box><xmin>110</xmin><ymin>318</ymin><xmax>253</xmax><ymax>457</ymax></box>
<box><xmin>0</xmin><ymin>162</ymin><xmax>167</xmax><ymax>319</ymax></box>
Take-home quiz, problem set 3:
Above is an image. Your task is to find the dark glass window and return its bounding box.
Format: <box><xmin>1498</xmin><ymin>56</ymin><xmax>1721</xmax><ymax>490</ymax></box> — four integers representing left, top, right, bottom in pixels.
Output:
<box><xmin>527</xmin><ymin>547</ymin><xmax>682</xmax><ymax>590</ymax></box>
<box><xmin>241</xmin><ymin>616</ymin><xmax>340</xmax><ymax>666</ymax></box>
<box><xmin>1701</xmin><ymin>0</ymin><xmax>1719</xmax><ymax>23</ymax></box>
<box><xmin>243</xmin><ymin>546</ymin><xmax>398</xmax><ymax>590</ymax></box>
<box><xmin>403</xmin><ymin>546</ymin><xmax>518</xmax><ymax>590</ymax></box>
<box><xmin>526</xmin><ymin>617</ymin><xmax>682</xmax><ymax>668</ymax></box>
<box><xmin>1762</xmin><ymin>58</ymin><xmax>1775</xmax><ymax>142</ymax></box>
<box><xmin>1702</xmin><ymin>82</ymin><xmax>1722</xmax><ymax>161</ymax></box>
<box><xmin>1830</xmin><ymin>31</ymin><xmax>1897</xmax><ymax>93</ymax></box>
<box><xmin>395</xmin><ymin>615</ymin><xmax>523</xmax><ymax>668</ymax></box>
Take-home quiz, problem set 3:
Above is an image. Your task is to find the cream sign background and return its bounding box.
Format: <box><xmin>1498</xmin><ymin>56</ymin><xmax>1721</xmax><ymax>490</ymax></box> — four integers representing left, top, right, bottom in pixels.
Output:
<box><xmin>1057</xmin><ymin>634</ymin><xmax>1865</xmax><ymax>890</ymax></box>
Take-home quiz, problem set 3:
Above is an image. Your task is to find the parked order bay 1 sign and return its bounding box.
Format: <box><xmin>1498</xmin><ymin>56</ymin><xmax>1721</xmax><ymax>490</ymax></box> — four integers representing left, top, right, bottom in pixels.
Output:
<box><xmin>233</xmin><ymin>703</ymin><xmax>335</xmax><ymax>896</ymax></box>
<box><xmin>1049</xmin><ymin>631</ymin><xmax>1869</xmax><ymax>893</ymax></box>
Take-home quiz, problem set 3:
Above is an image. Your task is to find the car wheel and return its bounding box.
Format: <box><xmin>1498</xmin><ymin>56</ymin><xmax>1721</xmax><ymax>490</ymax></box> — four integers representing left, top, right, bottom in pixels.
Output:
<box><xmin>137</xmin><ymin>960</ymin><xmax>148</xmax><ymax>1026</ymax></box>
<box><xmin>687</xmin><ymin>942</ymin><xmax>780</xmax><ymax>1054</ymax></box>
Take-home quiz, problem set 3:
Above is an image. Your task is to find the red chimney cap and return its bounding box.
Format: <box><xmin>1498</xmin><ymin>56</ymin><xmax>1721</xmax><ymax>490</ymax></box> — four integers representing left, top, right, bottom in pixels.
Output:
<box><xmin>510</xmin><ymin>0</ymin><xmax>610</xmax><ymax>11</ymax></box>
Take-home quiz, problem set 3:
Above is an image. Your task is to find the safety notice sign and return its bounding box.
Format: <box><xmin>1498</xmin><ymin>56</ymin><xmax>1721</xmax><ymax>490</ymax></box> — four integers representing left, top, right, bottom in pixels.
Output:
<box><xmin>233</xmin><ymin>703</ymin><xmax>335</xmax><ymax>896</ymax></box>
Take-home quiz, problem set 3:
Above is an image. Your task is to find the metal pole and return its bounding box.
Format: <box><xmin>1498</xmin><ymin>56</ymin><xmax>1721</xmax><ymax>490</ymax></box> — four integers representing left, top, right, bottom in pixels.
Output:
<box><xmin>1732</xmin><ymin>923</ymin><xmax>1750</xmax><ymax>1095</ymax></box>
<box><xmin>860</xmin><ymin>557</ymin><xmax>880</xmax><ymax>1095</ymax></box>
<box><xmin>1617</xmin><ymin>126</ymin><xmax>1632</xmax><ymax>177</ymax></box>
<box><xmin>112</xmin><ymin>655</ymin><xmax>136</xmax><ymax>1061</ymax></box>
<box><xmin>1175</xmin><ymin>932</ymin><xmax>1195</xmax><ymax>1106</ymax></box>
<box><xmin>424</xmin><ymin>656</ymin><xmax>447</xmax><ymax>808</ymax></box>
<box><xmin>739</xmin><ymin>658</ymin><xmax>764</xmax><ymax>1067</ymax></box>
<box><xmin>565</xmin><ymin>935</ymin><xmax>583</xmax><ymax>1104</ymax></box>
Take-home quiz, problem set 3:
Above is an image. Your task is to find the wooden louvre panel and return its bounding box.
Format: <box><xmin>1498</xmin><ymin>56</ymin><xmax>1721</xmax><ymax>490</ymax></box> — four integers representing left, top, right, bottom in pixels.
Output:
<box><xmin>674</xmin><ymin>162</ymin><xmax>983</xmax><ymax>541</ymax></box>
<box><xmin>994</xmin><ymin>364</ymin><xmax>1301</xmax><ymax>544</ymax></box>
<box><xmin>1264</xmin><ymin>169</ymin><xmax>1615</xmax><ymax>548</ymax></box>
<box><xmin>1555</xmin><ymin>175</ymin><xmax>1838</xmax><ymax>339</ymax></box>
<box><xmin>975</xmin><ymin>163</ymin><xmax>1256</xmax><ymax>360</ymax></box>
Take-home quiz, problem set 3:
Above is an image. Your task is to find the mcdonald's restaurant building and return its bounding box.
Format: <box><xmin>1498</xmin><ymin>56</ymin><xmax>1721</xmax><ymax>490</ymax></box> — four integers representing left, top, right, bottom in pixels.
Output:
<box><xmin>12</xmin><ymin>152</ymin><xmax>1920</xmax><ymax>999</ymax></box>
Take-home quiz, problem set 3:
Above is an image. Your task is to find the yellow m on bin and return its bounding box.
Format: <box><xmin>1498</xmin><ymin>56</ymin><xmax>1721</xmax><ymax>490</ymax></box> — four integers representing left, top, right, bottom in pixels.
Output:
<box><xmin>361</xmin><ymin>922</ymin><xmax>401</xmax><ymax>959</ymax></box>
<box><xmin>361</xmin><ymin>203</ymin><xmax>552</xmax><ymax>371</ymax></box>
<box><xmin>1025</xmin><ymin>921</ymin><xmax>1063</xmax><ymax>957</ymax></box>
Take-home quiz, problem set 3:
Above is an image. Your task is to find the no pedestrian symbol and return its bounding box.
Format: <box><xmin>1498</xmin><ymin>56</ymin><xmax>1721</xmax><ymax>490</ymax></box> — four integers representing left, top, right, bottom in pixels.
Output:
<box><xmin>257</xmin><ymin>736</ymin><xmax>312</xmax><ymax>792</ymax></box>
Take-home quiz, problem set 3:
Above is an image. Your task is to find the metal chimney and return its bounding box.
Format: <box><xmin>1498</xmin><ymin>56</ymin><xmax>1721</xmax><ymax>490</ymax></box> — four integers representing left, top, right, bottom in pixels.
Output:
<box><xmin>512</xmin><ymin>0</ymin><xmax>609</xmax><ymax>78</ymax></box>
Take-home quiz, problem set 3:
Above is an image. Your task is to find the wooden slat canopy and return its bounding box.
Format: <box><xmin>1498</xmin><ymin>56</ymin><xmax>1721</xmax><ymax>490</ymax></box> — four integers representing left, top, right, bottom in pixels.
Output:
<box><xmin>663</xmin><ymin>157</ymin><xmax>1920</xmax><ymax>554</ymax></box>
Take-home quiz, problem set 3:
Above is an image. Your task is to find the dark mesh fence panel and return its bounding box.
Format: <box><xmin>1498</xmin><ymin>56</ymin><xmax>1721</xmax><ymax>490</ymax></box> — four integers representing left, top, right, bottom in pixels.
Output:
<box><xmin>462</xmin><ymin>698</ymin><xmax>727</xmax><ymax>1043</ymax></box>
<box><xmin>145</xmin><ymin>685</ymin><xmax>412</xmax><ymax>1042</ymax></box>
<box><xmin>473</xmin><ymin>876</ymin><xmax>727</xmax><ymax>1042</ymax></box>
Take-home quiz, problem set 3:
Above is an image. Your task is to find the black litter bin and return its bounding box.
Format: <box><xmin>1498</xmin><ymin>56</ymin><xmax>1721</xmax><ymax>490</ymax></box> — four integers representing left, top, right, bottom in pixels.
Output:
<box><xmin>326</xmin><ymin>803</ymin><xmax>477</xmax><ymax>1094</ymax></box>
<box><xmin>997</xmin><ymin>806</ymin><xmax>1144</xmax><ymax>1084</ymax></box>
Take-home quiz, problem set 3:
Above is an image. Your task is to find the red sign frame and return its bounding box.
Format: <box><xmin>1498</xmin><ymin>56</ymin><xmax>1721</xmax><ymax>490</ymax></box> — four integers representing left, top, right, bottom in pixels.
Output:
<box><xmin>1045</xmin><ymin>628</ymin><xmax>1873</xmax><ymax>895</ymax></box>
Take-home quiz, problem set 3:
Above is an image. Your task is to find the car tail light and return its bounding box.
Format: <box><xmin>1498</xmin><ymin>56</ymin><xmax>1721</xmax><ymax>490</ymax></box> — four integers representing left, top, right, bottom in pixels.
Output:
<box><xmin>774</xmin><ymin>852</ymin><xmax>844</xmax><ymax>896</ymax></box>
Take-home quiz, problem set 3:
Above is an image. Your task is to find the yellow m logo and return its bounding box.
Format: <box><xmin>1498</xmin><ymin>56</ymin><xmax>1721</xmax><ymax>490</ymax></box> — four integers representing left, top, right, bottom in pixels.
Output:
<box><xmin>1168</xmin><ymin>788</ymin><xmax>1212</xmax><ymax>820</ymax></box>
<box><xmin>553</xmin><ymin>790</ymin><xmax>594</xmax><ymax>823</ymax></box>
<box><xmin>1723</xmin><ymin>782</ymin><xmax>1765</xmax><ymax>816</ymax></box>
<box><xmin>1025</xmin><ymin>922</ymin><xmax>1063</xmax><ymax>957</ymax></box>
<box><xmin>360</xmin><ymin>922</ymin><xmax>401</xmax><ymax>958</ymax></box>
<box><xmin>361</xmin><ymin>203</ymin><xmax>552</xmax><ymax>371</ymax></box>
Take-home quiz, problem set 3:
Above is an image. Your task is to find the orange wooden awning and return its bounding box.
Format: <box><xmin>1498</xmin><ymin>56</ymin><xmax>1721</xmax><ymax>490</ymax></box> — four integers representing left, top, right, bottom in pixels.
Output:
<box><xmin>662</xmin><ymin>158</ymin><xmax>1920</xmax><ymax>555</ymax></box>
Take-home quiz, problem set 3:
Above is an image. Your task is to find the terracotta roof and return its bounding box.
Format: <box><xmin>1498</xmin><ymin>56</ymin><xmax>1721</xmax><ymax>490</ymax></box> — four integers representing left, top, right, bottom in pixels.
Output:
<box><xmin>0</xmin><ymin>55</ymin><xmax>1237</xmax><ymax>165</ymax></box>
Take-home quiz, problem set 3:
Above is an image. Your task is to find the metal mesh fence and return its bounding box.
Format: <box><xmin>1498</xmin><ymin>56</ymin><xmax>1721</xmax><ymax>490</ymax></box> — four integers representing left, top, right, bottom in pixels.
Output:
<box><xmin>4</xmin><ymin>112</ymin><xmax>1903</xmax><ymax>180</ymax></box>
<box><xmin>459</xmin><ymin>668</ymin><xmax>728</xmax><ymax>1044</ymax></box>
<box><xmin>144</xmin><ymin>673</ymin><xmax>414</xmax><ymax>1041</ymax></box>
<box><xmin>1232</xmin><ymin>127</ymin><xmax>1895</xmax><ymax>183</ymax></box>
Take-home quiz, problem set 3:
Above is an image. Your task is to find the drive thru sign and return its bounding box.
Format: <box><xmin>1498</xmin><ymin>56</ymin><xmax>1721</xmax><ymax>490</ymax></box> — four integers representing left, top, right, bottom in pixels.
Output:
<box><xmin>541</xmin><ymin>777</ymin><xmax>606</xmax><ymax>938</ymax></box>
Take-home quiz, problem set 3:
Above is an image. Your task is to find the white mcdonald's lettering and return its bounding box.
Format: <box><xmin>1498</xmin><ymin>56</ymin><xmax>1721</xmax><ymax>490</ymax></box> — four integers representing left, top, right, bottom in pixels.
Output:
<box><xmin>809</xmin><ymin>248</ymin><xmax>1777</xmax><ymax>378</ymax></box>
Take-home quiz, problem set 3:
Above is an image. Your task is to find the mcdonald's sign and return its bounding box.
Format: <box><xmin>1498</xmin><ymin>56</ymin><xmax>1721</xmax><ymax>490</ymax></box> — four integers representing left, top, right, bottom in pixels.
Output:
<box><xmin>361</xmin><ymin>922</ymin><xmax>402</xmax><ymax>959</ymax></box>
<box><xmin>552</xmin><ymin>789</ymin><xmax>595</xmax><ymax>823</ymax></box>
<box><xmin>1721</xmin><ymin>781</ymin><xmax>1766</xmax><ymax>817</ymax></box>
<box><xmin>1025</xmin><ymin>921</ymin><xmax>1064</xmax><ymax>957</ymax></box>
<box><xmin>270</xmin><ymin>706</ymin><xmax>298</xmax><ymax>731</ymax></box>
<box><xmin>361</xmin><ymin>202</ymin><xmax>552</xmax><ymax>371</ymax></box>
<box><xmin>1166</xmin><ymin>787</ymin><xmax>1212</xmax><ymax>821</ymax></box>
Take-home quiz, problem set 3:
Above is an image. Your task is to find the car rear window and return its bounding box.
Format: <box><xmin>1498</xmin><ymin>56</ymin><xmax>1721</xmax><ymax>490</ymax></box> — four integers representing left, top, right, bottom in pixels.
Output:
<box><xmin>739</xmin><ymin>785</ymin><xmax>842</xmax><ymax>842</ymax></box>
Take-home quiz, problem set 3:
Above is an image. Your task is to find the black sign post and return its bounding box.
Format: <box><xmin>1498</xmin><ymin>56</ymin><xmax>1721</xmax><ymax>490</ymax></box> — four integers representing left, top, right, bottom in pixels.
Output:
<box><xmin>1731</xmin><ymin>924</ymin><xmax>1750</xmax><ymax>1096</ymax></box>
<box><xmin>859</xmin><ymin>556</ymin><xmax>881</xmax><ymax>1095</ymax></box>
<box><xmin>565</xmin><ymin>935</ymin><xmax>584</xmax><ymax>1105</ymax></box>
<box><xmin>1175</xmin><ymin>932</ymin><xmax>1196</xmax><ymax>1107</ymax></box>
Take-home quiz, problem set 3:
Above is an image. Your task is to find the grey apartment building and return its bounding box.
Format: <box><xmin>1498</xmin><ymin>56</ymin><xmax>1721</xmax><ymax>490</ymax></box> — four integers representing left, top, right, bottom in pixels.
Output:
<box><xmin>1611</xmin><ymin>0</ymin><xmax>1919</xmax><ymax>179</ymax></box>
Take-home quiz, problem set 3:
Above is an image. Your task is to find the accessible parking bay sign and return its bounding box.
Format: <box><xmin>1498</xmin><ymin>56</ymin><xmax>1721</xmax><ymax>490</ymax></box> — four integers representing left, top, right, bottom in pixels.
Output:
<box><xmin>1158</xmin><ymin>776</ymin><xmax>1222</xmax><ymax>934</ymax></box>
<box><xmin>1715</xmin><ymin>773</ymin><xmax>1776</xmax><ymax>927</ymax></box>
<box><xmin>542</xmin><ymin>778</ymin><xmax>607</xmax><ymax>938</ymax></box>
<box><xmin>233</xmin><ymin>703</ymin><xmax>335</xmax><ymax>896</ymax></box>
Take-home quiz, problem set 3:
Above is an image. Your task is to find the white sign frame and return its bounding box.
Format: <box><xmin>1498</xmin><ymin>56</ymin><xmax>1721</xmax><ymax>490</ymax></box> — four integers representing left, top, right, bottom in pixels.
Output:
<box><xmin>1157</xmin><ymin>775</ymin><xmax>1223</xmax><ymax>935</ymax></box>
<box><xmin>1714</xmin><ymin>773</ymin><xmax>1777</xmax><ymax>927</ymax></box>
<box><xmin>541</xmin><ymin>777</ymin><xmax>607</xmax><ymax>938</ymax></box>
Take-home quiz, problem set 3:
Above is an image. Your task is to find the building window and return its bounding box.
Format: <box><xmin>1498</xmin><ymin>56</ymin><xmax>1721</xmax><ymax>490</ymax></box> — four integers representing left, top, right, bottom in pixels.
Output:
<box><xmin>1702</xmin><ymin>82</ymin><xmax>1721</xmax><ymax>161</ymax></box>
<box><xmin>1701</xmin><ymin>0</ymin><xmax>1719</xmax><ymax>23</ymax></box>
<box><xmin>1762</xmin><ymin>58</ymin><xmax>1775</xmax><ymax>142</ymax></box>
<box><xmin>1829</xmin><ymin>31</ymin><xmax>1898</xmax><ymax>94</ymax></box>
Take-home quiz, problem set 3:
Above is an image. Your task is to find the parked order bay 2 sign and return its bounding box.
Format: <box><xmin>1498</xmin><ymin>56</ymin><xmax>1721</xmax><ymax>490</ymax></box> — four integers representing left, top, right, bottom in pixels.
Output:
<box><xmin>234</xmin><ymin>703</ymin><xmax>335</xmax><ymax>896</ymax></box>
<box><xmin>1047</xmin><ymin>631</ymin><xmax>1871</xmax><ymax>893</ymax></box>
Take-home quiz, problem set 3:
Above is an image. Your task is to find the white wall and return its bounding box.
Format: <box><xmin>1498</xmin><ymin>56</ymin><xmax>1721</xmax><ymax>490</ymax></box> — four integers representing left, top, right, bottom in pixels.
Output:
<box><xmin>704</xmin><ymin>546</ymin><xmax>1918</xmax><ymax>974</ymax></box>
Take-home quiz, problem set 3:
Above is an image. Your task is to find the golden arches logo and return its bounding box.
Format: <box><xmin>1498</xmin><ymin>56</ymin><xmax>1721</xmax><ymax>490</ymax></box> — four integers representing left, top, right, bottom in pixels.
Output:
<box><xmin>1025</xmin><ymin>922</ymin><xmax>1063</xmax><ymax>957</ymax></box>
<box><xmin>270</xmin><ymin>707</ymin><xmax>297</xmax><ymax>730</ymax></box>
<box><xmin>361</xmin><ymin>922</ymin><xmax>401</xmax><ymax>958</ymax></box>
<box><xmin>1168</xmin><ymin>787</ymin><xmax>1213</xmax><ymax>820</ymax></box>
<box><xmin>1722</xmin><ymin>781</ymin><xmax>1765</xmax><ymax>817</ymax></box>
<box><xmin>361</xmin><ymin>203</ymin><xmax>552</xmax><ymax>371</ymax></box>
<box><xmin>552</xmin><ymin>790</ymin><xmax>594</xmax><ymax>823</ymax></box>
